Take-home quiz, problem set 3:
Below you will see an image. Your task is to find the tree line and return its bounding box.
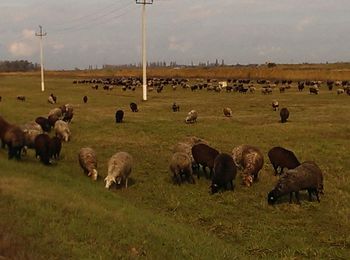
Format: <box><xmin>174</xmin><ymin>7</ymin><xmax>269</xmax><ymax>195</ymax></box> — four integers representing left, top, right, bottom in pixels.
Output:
<box><xmin>0</xmin><ymin>60</ymin><xmax>40</xmax><ymax>72</ymax></box>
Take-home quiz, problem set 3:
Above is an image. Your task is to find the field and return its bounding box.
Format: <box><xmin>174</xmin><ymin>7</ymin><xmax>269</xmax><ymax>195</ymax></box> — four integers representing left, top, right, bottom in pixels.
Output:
<box><xmin>0</xmin><ymin>73</ymin><xmax>349</xmax><ymax>259</ymax></box>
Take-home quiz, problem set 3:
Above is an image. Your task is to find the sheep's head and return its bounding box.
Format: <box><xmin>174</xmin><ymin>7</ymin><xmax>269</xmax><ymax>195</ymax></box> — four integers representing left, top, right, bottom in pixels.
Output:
<box><xmin>267</xmin><ymin>189</ymin><xmax>280</xmax><ymax>205</ymax></box>
<box><xmin>210</xmin><ymin>183</ymin><xmax>219</xmax><ymax>194</ymax></box>
<box><xmin>88</xmin><ymin>169</ymin><xmax>98</xmax><ymax>181</ymax></box>
<box><xmin>242</xmin><ymin>175</ymin><xmax>253</xmax><ymax>187</ymax></box>
<box><xmin>104</xmin><ymin>175</ymin><xmax>116</xmax><ymax>189</ymax></box>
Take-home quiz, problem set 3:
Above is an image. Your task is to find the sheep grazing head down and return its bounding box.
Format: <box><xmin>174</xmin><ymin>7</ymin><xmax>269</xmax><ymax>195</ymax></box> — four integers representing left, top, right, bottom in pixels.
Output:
<box><xmin>242</xmin><ymin>175</ymin><xmax>254</xmax><ymax>187</ymax></box>
<box><xmin>88</xmin><ymin>169</ymin><xmax>98</xmax><ymax>181</ymax></box>
<box><xmin>104</xmin><ymin>175</ymin><xmax>123</xmax><ymax>189</ymax></box>
<box><xmin>267</xmin><ymin>189</ymin><xmax>280</xmax><ymax>205</ymax></box>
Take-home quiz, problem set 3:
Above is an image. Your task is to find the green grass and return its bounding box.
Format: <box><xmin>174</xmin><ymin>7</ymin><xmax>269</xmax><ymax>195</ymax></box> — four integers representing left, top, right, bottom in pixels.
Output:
<box><xmin>0</xmin><ymin>75</ymin><xmax>349</xmax><ymax>259</ymax></box>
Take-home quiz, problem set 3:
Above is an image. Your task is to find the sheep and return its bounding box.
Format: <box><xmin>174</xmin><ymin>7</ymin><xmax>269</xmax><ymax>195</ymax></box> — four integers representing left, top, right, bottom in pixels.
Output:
<box><xmin>48</xmin><ymin>108</ymin><xmax>63</xmax><ymax>119</ymax></box>
<box><xmin>35</xmin><ymin>117</ymin><xmax>51</xmax><ymax>132</ymax></box>
<box><xmin>16</xmin><ymin>95</ymin><xmax>26</xmax><ymax>101</ymax></box>
<box><xmin>211</xmin><ymin>153</ymin><xmax>237</xmax><ymax>194</ymax></box>
<box><xmin>54</xmin><ymin>120</ymin><xmax>71</xmax><ymax>142</ymax></box>
<box><xmin>192</xmin><ymin>143</ymin><xmax>219</xmax><ymax>178</ymax></box>
<box><xmin>337</xmin><ymin>89</ymin><xmax>345</xmax><ymax>95</ymax></box>
<box><xmin>49</xmin><ymin>136</ymin><xmax>62</xmax><ymax>160</ymax></box>
<box><xmin>0</xmin><ymin>116</ymin><xmax>11</xmax><ymax>148</ymax></box>
<box><xmin>280</xmin><ymin>108</ymin><xmax>289</xmax><ymax>123</ymax></box>
<box><xmin>172</xmin><ymin>136</ymin><xmax>209</xmax><ymax>166</ymax></box>
<box><xmin>268</xmin><ymin>146</ymin><xmax>301</xmax><ymax>175</ymax></box>
<box><xmin>22</xmin><ymin>128</ymin><xmax>43</xmax><ymax>155</ymax></box>
<box><xmin>169</xmin><ymin>152</ymin><xmax>195</xmax><ymax>185</ymax></box>
<box><xmin>232</xmin><ymin>144</ymin><xmax>264</xmax><ymax>187</ymax></box>
<box><xmin>272</xmin><ymin>100</ymin><xmax>279</xmax><ymax>111</ymax></box>
<box><xmin>34</xmin><ymin>133</ymin><xmax>51</xmax><ymax>165</ymax></box>
<box><xmin>105</xmin><ymin>152</ymin><xmax>133</xmax><ymax>189</ymax></box>
<box><xmin>63</xmin><ymin>108</ymin><xmax>74</xmax><ymax>123</ymax></box>
<box><xmin>78</xmin><ymin>147</ymin><xmax>98</xmax><ymax>181</ymax></box>
<box><xmin>83</xmin><ymin>95</ymin><xmax>88</xmax><ymax>103</ymax></box>
<box><xmin>309</xmin><ymin>87</ymin><xmax>319</xmax><ymax>94</ymax></box>
<box><xmin>130</xmin><ymin>102</ymin><xmax>138</xmax><ymax>112</ymax></box>
<box><xmin>172</xmin><ymin>102</ymin><xmax>180</xmax><ymax>112</ymax></box>
<box><xmin>48</xmin><ymin>95</ymin><xmax>56</xmax><ymax>104</ymax></box>
<box><xmin>115</xmin><ymin>110</ymin><xmax>124</xmax><ymax>123</ymax></box>
<box><xmin>267</xmin><ymin>161</ymin><xmax>324</xmax><ymax>205</ymax></box>
<box><xmin>185</xmin><ymin>110</ymin><xmax>198</xmax><ymax>124</ymax></box>
<box><xmin>0</xmin><ymin>96</ymin><xmax>2</xmax><ymax>102</ymax></box>
<box><xmin>223</xmin><ymin>107</ymin><xmax>232</xmax><ymax>117</ymax></box>
<box><xmin>50</xmin><ymin>93</ymin><xmax>57</xmax><ymax>103</ymax></box>
<box><xmin>3</xmin><ymin>126</ymin><xmax>25</xmax><ymax>159</ymax></box>
<box><xmin>48</xmin><ymin>114</ymin><xmax>59</xmax><ymax>127</ymax></box>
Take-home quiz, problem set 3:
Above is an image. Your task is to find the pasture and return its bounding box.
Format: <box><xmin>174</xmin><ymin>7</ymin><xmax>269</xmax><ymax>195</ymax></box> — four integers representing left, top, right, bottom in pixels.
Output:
<box><xmin>0</xmin><ymin>74</ymin><xmax>349</xmax><ymax>259</ymax></box>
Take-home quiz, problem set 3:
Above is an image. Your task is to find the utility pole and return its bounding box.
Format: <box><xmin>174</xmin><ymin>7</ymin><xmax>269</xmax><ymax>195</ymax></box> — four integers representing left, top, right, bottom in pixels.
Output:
<box><xmin>35</xmin><ymin>25</ymin><xmax>47</xmax><ymax>92</ymax></box>
<box><xmin>136</xmin><ymin>0</ymin><xmax>153</xmax><ymax>101</ymax></box>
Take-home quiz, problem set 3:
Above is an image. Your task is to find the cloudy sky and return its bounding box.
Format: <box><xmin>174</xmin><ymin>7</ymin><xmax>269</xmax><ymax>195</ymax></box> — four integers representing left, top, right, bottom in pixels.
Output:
<box><xmin>1</xmin><ymin>0</ymin><xmax>350</xmax><ymax>69</ymax></box>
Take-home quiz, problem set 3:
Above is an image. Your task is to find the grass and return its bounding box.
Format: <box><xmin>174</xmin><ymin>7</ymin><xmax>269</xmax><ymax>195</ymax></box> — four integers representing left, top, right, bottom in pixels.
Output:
<box><xmin>0</xmin><ymin>73</ymin><xmax>350</xmax><ymax>259</ymax></box>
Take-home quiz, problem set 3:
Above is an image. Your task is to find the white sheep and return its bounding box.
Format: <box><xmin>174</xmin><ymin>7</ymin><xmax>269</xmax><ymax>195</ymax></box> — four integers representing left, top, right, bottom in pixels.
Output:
<box><xmin>54</xmin><ymin>120</ymin><xmax>71</xmax><ymax>142</ymax></box>
<box><xmin>169</xmin><ymin>152</ymin><xmax>195</xmax><ymax>184</ymax></box>
<box><xmin>185</xmin><ymin>110</ymin><xmax>198</xmax><ymax>124</ymax></box>
<box><xmin>223</xmin><ymin>107</ymin><xmax>232</xmax><ymax>117</ymax></box>
<box><xmin>48</xmin><ymin>95</ymin><xmax>56</xmax><ymax>104</ymax></box>
<box><xmin>49</xmin><ymin>108</ymin><xmax>63</xmax><ymax>119</ymax></box>
<box><xmin>78</xmin><ymin>147</ymin><xmax>98</xmax><ymax>181</ymax></box>
<box><xmin>337</xmin><ymin>89</ymin><xmax>345</xmax><ymax>95</ymax></box>
<box><xmin>105</xmin><ymin>152</ymin><xmax>133</xmax><ymax>189</ymax></box>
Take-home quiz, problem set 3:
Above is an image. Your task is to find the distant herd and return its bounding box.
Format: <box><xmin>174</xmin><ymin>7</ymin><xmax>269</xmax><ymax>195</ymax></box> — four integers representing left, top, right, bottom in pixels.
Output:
<box><xmin>2</xmin><ymin>75</ymin><xmax>348</xmax><ymax>205</ymax></box>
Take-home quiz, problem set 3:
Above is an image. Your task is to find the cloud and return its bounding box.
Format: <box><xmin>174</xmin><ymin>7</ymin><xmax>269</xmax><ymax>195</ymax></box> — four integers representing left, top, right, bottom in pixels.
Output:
<box><xmin>168</xmin><ymin>36</ymin><xmax>192</xmax><ymax>53</ymax></box>
<box><xmin>296</xmin><ymin>17</ymin><xmax>315</xmax><ymax>32</ymax></box>
<box><xmin>8</xmin><ymin>41</ymin><xmax>35</xmax><ymax>57</ymax></box>
<box><xmin>257</xmin><ymin>46</ymin><xmax>282</xmax><ymax>57</ymax></box>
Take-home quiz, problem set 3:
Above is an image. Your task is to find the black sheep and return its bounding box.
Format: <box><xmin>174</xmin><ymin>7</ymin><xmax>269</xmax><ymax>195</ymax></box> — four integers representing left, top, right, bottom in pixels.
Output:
<box><xmin>34</xmin><ymin>133</ymin><xmax>51</xmax><ymax>165</ymax></box>
<box><xmin>49</xmin><ymin>136</ymin><xmax>61</xmax><ymax>160</ymax></box>
<box><xmin>280</xmin><ymin>108</ymin><xmax>289</xmax><ymax>123</ymax></box>
<box><xmin>16</xmin><ymin>95</ymin><xmax>26</xmax><ymax>101</ymax></box>
<box><xmin>268</xmin><ymin>146</ymin><xmax>300</xmax><ymax>175</ymax></box>
<box><xmin>267</xmin><ymin>161</ymin><xmax>324</xmax><ymax>205</ymax></box>
<box><xmin>211</xmin><ymin>153</ymin><xmax>237</xmax><ymax>194</ymax></box>
<box><xmin>172</xmin><ymin>102</ymin><xmax>180</xmax><ymax>112</ymax></box>
<box><xmin>191</xmin><ymin>143</ymin><xmax>219</xmax><ymax>178</ymax></box>
<box><xmin>130</xmin><ymin>102</ymin><xmax>138</xmax><ymax>112</ymax></box>
<box><xmin>63</xmin><ymin>109</ymin><xmax>73</xmax><ymax>123</ymax></box>
<box><xmin>115</xmin><ymin>110</ymin><xmax>124</xmax><ymax>123</ymax></box>
<box><xmin>83</xmin><ymin>95</ymin><xmax>88</xmax><ymax>103</ymax></box>
<box><xmin>3</xmin><ymin>126</ymin><xmax>25</xmax><ymax>159</ymax></box>
<box><xmin>35</xmin><ymin>116</ymin><xmax>51</xmax><ymax>132</ymax></box>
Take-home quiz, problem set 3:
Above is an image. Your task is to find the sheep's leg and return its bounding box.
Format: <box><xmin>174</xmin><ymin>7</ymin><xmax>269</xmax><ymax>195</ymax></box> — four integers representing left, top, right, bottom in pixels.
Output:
<box><xmin>307</xmin><ymin>189</ymin><xmax>313</xmax><ymax>201</ymax></box>
<box><xmin>273</xmin><ymin>164</ymin><xmax>278</xmax><ymax>175</ymax></box>
<box><xmin>315</xmin><ymin>190</ymin><xmax>320</xmax><ymax>202</ymax></box>
<box><xmin>125</xmin><ymin>178</ymin><xmax>128</xmax><ymax>189</ymax></box>
<box><xmin>289</xmin><ymin>192</ymin><xmax>293</xmax><ymax>203</ymax></box>
<box><xmin>295</xmin><ymin>192</ymin><xmax>301</xmax><ymax>204</ymax></box>
<box><xmin>230</xmin><ymin>180</ymin><xmax>234</xmax><ymax>191</ymax></box>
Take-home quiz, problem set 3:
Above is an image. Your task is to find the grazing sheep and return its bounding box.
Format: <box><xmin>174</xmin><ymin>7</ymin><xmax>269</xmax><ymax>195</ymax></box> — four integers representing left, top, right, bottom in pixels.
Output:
<box><xmin>54</xmin><ymin>120</ymin><xmax>71</xmax><ymax>142</ymax></box>
<box><xmin>49</xmin><ymin>136</ymin><xmax>62</xmax><ymax>160</ymax></box>
<box><xmin>280</xmin><ymin>108</ymin><xmax>289</xmax><ymax>123</ymax></box>
<box><xmin>337</xmin><ymin>89</ymin><xmax>345</xmax><ymax>95</ymax></box>
<box><xmin>3</xmin><ymin>126</ymin><xmax>25</xmax><ymax>159</ymax></box>
<box><xmin>50</xmin><ymin>94</ymin><xmax>57</xmax><ymax>103</ymax></box>
<box><xmin>272</xmin><ymin>100</ymin><xmax>279</xmax><ymax>111</ymax></box>
<box><xmin>232</xmin><ymin>144</ymin><xmax>264</xmax><ymax>187</ymax></box>
<box><xmin>185</xmin><ymin>110</ymin><xmax>198</xmax><ymax>124</ymax></box>
<box><xmin>172</xmin><ymin>102</ymin><xmax>180</xmax><ymax>112</ymax></box>
<box><xmin>192</xmin><ymin>143</ymin><xmax>219</xmax><ymax>178</ymax></box>
<box><xmin>130</xmin><ymin>102</ymin><xmax>138</xmax><ymax>112</ymax></box>
<box><xmin>115</xmin><ymin>110</ymin><xmax>124</xmax><ymax>123</ymax></box>
<box><xmin>267</xmin><ymin>161</ymin><xmax>324</xmax><ymax>205</ymax></box>
<box><xmin>48</xmin><ymin>95</ymin><xmax>56</xmax><ymax>104</ymax></box>
<box><xmin>211</xmin><ymin>153</ymin><xmax>237</xmax><ymax>194</ymax></box>
<box><xmin>48</xmin><ymin>108</ymin><xmax>63</xmax><ymax>119</ymax></box>
<box><xmin>78</xmin><ymin>147</ymin><xmax>98</xmax><ymax>181</ymax></box>
<box><xmin>0</xmin><ymin>116</ymin><xmax>11</xmax><ymax>148</ymax></box>
<box><xmin>83</xmin><ymin>95</ymin><xmax>88</xmax><ymax>103</ymax></box>
<box><xmin>35</xmin><ymin>117</ymin><xmax>51</xmax><ymax>132</ymax></box>
<box><xmin>63</xmin><ymin>108</ymin><xmax>74</xmax><ymax>123</ymax></box>
<box><xmin>223</xmin><ymin>107</ymin><xmax>232</xmax><ymax>117</ymax></box>
<box><xmin>48</xmin><ymin>114</ymin><xmax>59</xmax><ymax>127</ymax></box>
<box><xmin>268</xmin><ymin>146</ymin><xmax>300</xmax><ymax>175</ymax></box>
<box><xmin>105</xmin><ymin>152</ymin><xmax>133</xmax><ymax>189</ymax></box>
<box><xmin>22</xmin><ymin>128</ymin><xmax>43</xmax><ymax>155</ymax></box>
<box><xmin>16</xmin><ymin>95</ymin><xmax>26</xmax><ymax>101</ymax></box>
<box><xmin>34</xmin><ymin>133</ymin><xmax>51</xmax><ymax>165</ymax></box>
<box><xmin>59</xmin><ymin>105</ymin><xmax>67</xmax><ymax>114</ymax></box>
<box><xmin>169</xmin><ymin>152</ymin><xmax>195</xmax><ymax>185</ymax></box>
<box><xmin>309</xmin><ymin>87</ymin><xmax>319</xmax><ymax>95</ymax></box>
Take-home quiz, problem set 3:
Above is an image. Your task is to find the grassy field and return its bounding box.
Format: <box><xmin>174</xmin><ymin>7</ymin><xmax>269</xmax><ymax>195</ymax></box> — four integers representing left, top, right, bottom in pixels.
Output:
<box><xmin>0</xmin><ymin>73</ymin><xmax>349</xmax><ymax>259</ymax></box>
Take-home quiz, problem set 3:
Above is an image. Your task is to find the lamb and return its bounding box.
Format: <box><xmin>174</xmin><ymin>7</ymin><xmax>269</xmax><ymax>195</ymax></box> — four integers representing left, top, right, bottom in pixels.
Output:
<box><xmin>130</xmin><ymin>102</ymin><xmax>138</xmax><ymax>112</ymax></box>
<box><xmin>185</xmin><ymin>110</ymin><xmax>198</xmax><ymax>124</ymax></box>
<box><xmin>49</xmin><ymin>136</ymin><xmax>62</xmax><ymax>160</ymax></box>
<box><xmin>268</xmin><ymin>146</ymin><xmax>301</xmax><ymax>175</ymax></box>
<box><xmin>35</xmin><ymin>117</ymin><xmax>51</xmax><ymax>132</ymax></box>
<box><xmin>54</xmin><ymin>120</ymin><xmax>71</xmax><ymax>142</ymax></box>
<box><xmin>231</xmin><ymin>144</ymin><xmax>264</xmax><ymax>187</ymax></box>
<box><xmin>83</xmin><ymin>95</ymin><xmax>88</xmax><ymax>103</ymax></box>
<box><xmin>223</xmin><ymin>107</ymin><xmax>232</xmax><ymax>117</ymax></box>
<box><xmin>78</xmin><ymin>147</ymin><xmax>98</xmax><ymax>181</ymax></box>
<box><xmin>272</xmin><ymin>100</ymin><xmax>279</xmax><ymax>111</ymax></box>
<box><xmin>211</xmin><ymin>153</ymin><xmax>237</xmax><ymax>194</ymax></box>
<box><xmin>16</xmin><ymin>95</ymin><xmax>26</xmax><ymax>101</ymax></box>
<box><xmin>172</xmin><ymin>102</ymin><xmax>180</xmax><ymax>112</ymax></box>
<box><xmin>191</xmin><ymin>143</ymin><xmax>219</xmax><ymax>178</ymax></box>
<box><xmin>267</xmin><ymin>161</ymin><xmax>324</xmax><ymax>205</ymax></box>
<box><xmin>3</xmin><ymin>126</ymin><xmax>25</xmax><ymax>159</ymax></box>
<box><xmin>105</xmin><ymin>152</ymin><xmax>133</xmax><ymax>189</ymax></box>
<box><xmin>280</xmin><ymin>108</ymin><xmax>289</xmax><ymax>123</ymax></box>
<box><xmin>34</xmin><ymin>133</ymin><xmax>51</xmax><ymax>165</ymax></box>
<box><xmin>169</xmin><ymin>152</ymin><xmax>195</xmax><ymax>185</ymax></box>
<box><xmin>115</xmin><ymin>110</ymin><xmax>124</xmax><ymax>123</ymax></box>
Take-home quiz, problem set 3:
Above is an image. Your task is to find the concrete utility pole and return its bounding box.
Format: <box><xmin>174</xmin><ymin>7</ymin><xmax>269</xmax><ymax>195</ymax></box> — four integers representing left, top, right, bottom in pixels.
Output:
<box><xmin>35</xmin><ymin>25</ymin><xmax>47</xmax><ymax>92</ymax></box>
<box><xmin>136</xmin><ymin>0</ymin><xmax>153</xmax><ymax>101</ymax></box>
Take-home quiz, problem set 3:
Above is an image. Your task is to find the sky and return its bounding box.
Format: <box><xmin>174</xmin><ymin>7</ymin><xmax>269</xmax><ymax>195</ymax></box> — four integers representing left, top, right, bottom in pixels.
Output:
<box><xmin>1</xmin><ymin>0</ymin><xmax>350</xmax><ymax>70</ymax></box>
